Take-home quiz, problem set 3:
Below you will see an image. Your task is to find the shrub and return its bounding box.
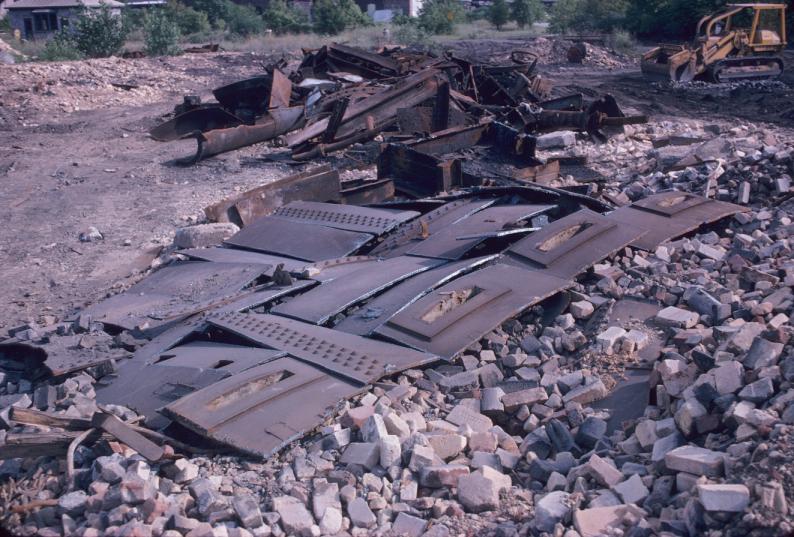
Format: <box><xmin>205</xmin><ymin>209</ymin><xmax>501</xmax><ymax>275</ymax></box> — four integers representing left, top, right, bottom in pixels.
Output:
<box><xmin>143</xmin><ymin>8</ymin><xmax>182</xmax><ymax>55</ymax></box>
<box><xmin>511</xmin><ymin>0</ymin><xmax>544</xmax><ymax>29</ymax></box>
<box><xmin>186</xmin><ymin>0</ymin><xmax>229</xmax><ymax>28</ymax></box>
<box><xmin>263</xmin><ymin>0</ymin><xmax>310</xmax><ymax>34</ymax></box>
<box><xmin>166</xmin><ymin>1</ymin><xmax>211</xmax><ymax>35</ymax></box>
<box><xmin>224</xmin><ymin>1</ymin><xmax>265</xmax><ymax>36</ymax></box>
<box><xmin>487</xmin><ymin>0</ymin><xmax>509</xmax><ymax>30</ymax></box>
<box><xmin>72</xmin><ymin>4</ymin><xmax>127</xmax><ymax>58</ymax></box>
<box><xmin>40</xmin><ymin>32</ymin><xmax>84</xmax><ymax>61</ymax></box>
<box><xmin>417</xmin><ymin>0</ymin><xmax>463</xmax><ymax>34</ymax></box>
<box><xmin>549</xmin><ymin>0</ymin><xmax>628</xmax><ymax>33</ymax></box>
<box><xmin>393</xmin><ymin>18</ymin><xmax>431</xmax><ymax>46</ymax></box>
<box><xmin>625</xmin><ymin>0</ymin><xmax>725</xmax><ymax>39</ymax></box>
<box><xmin>608</xmin><ymin>28</ymin><xmax>635</xmax><ymax>52</ymax></box>
<box><xmin>313</xmin><ymin>0</ymin><xmax>368</xmax><ymax>35</ymax></box>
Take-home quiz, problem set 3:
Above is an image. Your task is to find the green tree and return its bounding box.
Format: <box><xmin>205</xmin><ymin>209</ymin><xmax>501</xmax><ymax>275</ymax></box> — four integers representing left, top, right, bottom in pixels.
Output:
<box><xmin>40</xmin><ymin>32</ymin><xmax>84</xmax><ymax>61</ymax></box>
<box><xmin>625</xmin><ymin>0</ymin><xmax>726</xmax><ymax>39</ymax></box>
<box><xmin>72</xmin><ymin>4</ymin><xmax>127</xmax><ymax>58</ymax></box>
<box><xmin>166</xmin><ymin>1</ymin><xmax>211</xmax><ymax>34</ymax></box>
<box><xmin>263</xmin><ymin>0</ymin><xmax>310</xmax><ymax>34</ymax></box>
<box><xmin>549</xmin><ymin>0</ymin><xmax>628</xmax><ymax>33</ymax></box>
<box><xmin>511</xmin><ymin>0</ymin><xmax>544</xmax><ymax>29</ymax></box>
<box><xmin>488</xmin><ymin>0</ymin><xmax>509</xmax><ymax>30</ymax></box>
<box><xmin>143</xmin><ymin>8</ymin><xmax>182</xmax><ymax>55</ymax></box>
<box><xmin>186</xmin><ymin>0</ymin><xmax>229</xmax><ymax>28</ymax></box>
<box><xmin>223</xmin><ymin>1</ymin><xmax>265</xmax><ymax>36</ymax></box>
<box><xmin>417</xmin><ymin>0</ymin><xmax>464</xmax><ymax>34</ymax></box>
<box><xmin>313</xmin><ymin>0</ymin><xmax>368</xmax><ymax>35</ymax></box>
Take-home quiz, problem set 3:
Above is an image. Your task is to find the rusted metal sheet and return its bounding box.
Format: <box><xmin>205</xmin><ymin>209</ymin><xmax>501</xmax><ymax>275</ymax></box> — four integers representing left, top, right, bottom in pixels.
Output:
<box><xmin>407</xmin><ymin>204</ymin><xmax>554</xmax><ymax>260</ymax></box>
<box><xmin>375</xmin><ymin>264</ymin><xmax>570</xmax><ymax>359</ymax></box>
<box><xmin>178</xmin><ymin>248</ymin><xmax>307</xmax><ymax>275</ymax></box>
<box><xmin>213</xmin><ymin>279</ymin><xmax>318</xmax><ymax>314</ymax></box>
<box><xmin>149</xmin><ymin>107</ymin><xmax>242</xmax><ymax>142</ymax></box>
<box><xmin>271</xmin><ymin>256</ymin><xmax>445</xmax><ymax>325</ymax></box>
<box><xmin>608</xmin><ymin>192</ymin><xmax>747</xmax><ymax>251</ymax></box>
<box><xmin>269</xmin><ymin>69</ymin><xmax>292</xmax><ymax>109</ymax></box>
<box><xmin>208</xmin><ymin>313</ymin><xmax>439</xmax><ymax>383</ymax></box>
<box><xmin>505</xmin><ymin>208</ymin><xmax>644</xmax><ymax>278</ymax></box>
<box><xmin>0</xmin><ymin>339</ymin><xmax>122</xmax><ymax>380</ymax></box>
<box><xmin>162</xmin><ymin>357</ymin><xmax>361</xmax><ymax>458</ymax></box>
<box><xmin>204</xmin><ymin>166</ymin><xmax>340</xmax><ymax>226</ymax></box>
<box><xmin>408</xmin><ymin>123</ymin><xmax>490</xmax><ymax>155</ymax></box>
<box><xmin>339</xmin><ymin>177</ymin><xmax>395</xmax><ymax>206</ymax></box>
<box><xmin>512</xmin><ymin>160</ymin><xmax>560</xmax><ymax>185</ymax></box>
<box><xmin>335</xmin><ymin>256</ymin><xmax>496</xmax><ymax>336</ymax></box>
<box><xmin>302</xmin><ymin>256</ymin><xmax>379</xmax><ymax>282</ymax></box>
<box><xmin>369</xmin><ymin>198</ymin><xmax>497</xmax><ymax>258</ymax></box>
<box><xmin>82</xmin><ymin>262</ymin><xmax>266</xmax><ymax>331</ymax></box>
<box><xmin>224</xmin><ymin>217</ymin><xmax>374</xmax><ymax>262</ymax></box>
<box><xmin>271</xmin><ymin>201</ymin><xmax>419</xmax><ymax>235</ymax></box>
<box><xmin>377</xmin><ymin>144</ymin><xmax>462</xmax><ymax>197</ymax></box>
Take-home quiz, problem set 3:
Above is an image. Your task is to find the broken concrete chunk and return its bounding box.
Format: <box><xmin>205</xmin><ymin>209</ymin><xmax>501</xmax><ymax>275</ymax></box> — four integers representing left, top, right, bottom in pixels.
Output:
<box><xmin>697</xmin><ymin>484</ymin><xmax>750</xmax><ymax>512</ymax></box>
<box><xmin>537</xmin><ymin>130</ymin><xmax>576</xmax><ymax>150</ymax></box>
<box><xmin>174</xmin><ymin>223</ymin><xmax>240</xmax><ymax>249</ymax></box>
<box><xmin>457</xmin><ymin>467</ymin><xmax>511</xmax><ymax>513</ymax></box>
<box><xmin>272</xmin><ymin>496</ymin><xmax>314</xmax><ymax>535</ymax></box>
<box><xmin>655</xmin><ymin>306</ymin><xmax>699</xmax><ymax>328</ymax></box>
<box><xmin>664</xmin><ymin>445</ymin><xmax>724</xmax><ymax>477</ymax></box>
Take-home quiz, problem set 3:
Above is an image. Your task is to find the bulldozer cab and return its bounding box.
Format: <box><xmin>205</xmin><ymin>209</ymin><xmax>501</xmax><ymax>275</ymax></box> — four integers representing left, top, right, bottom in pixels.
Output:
<box><xmin>694</xmin><ymin>4</ymin><xmax>786</xmax><ymax>50</ymax></box>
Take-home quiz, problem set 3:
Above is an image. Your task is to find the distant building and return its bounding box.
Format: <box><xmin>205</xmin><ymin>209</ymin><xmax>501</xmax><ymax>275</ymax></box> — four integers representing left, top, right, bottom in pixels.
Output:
<box><xmin>5</xmin><ymin>0</ymin><xmax>124</xmax><ymax>40</ymax></box>
<box><xmin>355</xmin><ymin>0</ymin><xmax>422</xmax><ymax>20</ymax></box>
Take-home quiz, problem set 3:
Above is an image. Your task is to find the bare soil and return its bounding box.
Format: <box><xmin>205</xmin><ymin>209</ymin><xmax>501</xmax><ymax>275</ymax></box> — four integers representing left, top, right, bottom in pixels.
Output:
<box><xmin>1</xmin><ymin>45</ymin><xmax>793</xmax><ymax>334</ymax></box>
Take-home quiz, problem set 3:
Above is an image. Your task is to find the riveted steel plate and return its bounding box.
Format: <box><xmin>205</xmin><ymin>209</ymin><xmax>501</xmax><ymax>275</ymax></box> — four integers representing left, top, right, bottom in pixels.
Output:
<box><xmin>162</xmin><ymin>357</ymin><xmax>360</xmax><ymax>458</ymax></box>
<box><xmin>335</xmin><ymin>256</ymin><xmax>497</xmax><ymax>336</ymax></box>
<box><xmin>271</xmin><ymin>256</ymin><xmax>445</xmax><ymax>325</ymax></box>
<box><xmin>83</xmin><ymin>262</ymin><xmax>266</xmax><ymax>331</ymax></box>
<box><xmin>272</xmin><ymin>201</ymin><xmax>419</xmax><ymax>234</ymax></box>
<box><xmin>303</xmin><ymin>256</ymin><xmax>380</xmax><ymax>282</ymax></box>
<box><xmin>369</xmin><ymin>199</ymin><xmax>496</xmax><ymax>258</ymax></box>
<box><xmin>225</xmin><ymin>217</ymin><xmax>374</xmax><ymax>262</ymax></box>
<box><xmin>505</xmin><ymin>208</ymin><xmax>644</xmax><ymax>278</ymax></box>
<box><xmin>208</xmin><ymin>312</ymin><xmax>440</xmax><ymax>383</ymax></box>
<box><xmin>179</xmin><ymin>248</ymin><xmax>308</xmax><ymax>274</ymax></box>
<box><xmin>375</xmin><ymin>264</ymin><xmax>570</xmax><ymax>359</ymax></box>
<box><xmin>608</xmin><ymin>192</ymin><xmax>747</xmax><ymax>251</ymax></box>
<box><xmin>407</xmin><ymin>204</ymin><xmax>555</xmax><ymax>260</ymax></box>
<box><xmin>213</xmin><ymin>279</ymin><xmax>318</xmax><ymax>314</ymax></box>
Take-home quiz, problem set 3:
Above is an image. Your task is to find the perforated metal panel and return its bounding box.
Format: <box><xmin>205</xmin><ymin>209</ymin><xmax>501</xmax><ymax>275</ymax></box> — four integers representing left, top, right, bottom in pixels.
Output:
<box><xmin>375</xmin><ymin>264</ymin><xmax>570</xmax><ymax>359</ymax></box>
<box><xmin>272</xmin><ymin>201</ymin><xmax>419</xmax><ymax>234</ymax></box>
<box><xmin>208</xmin><ymin>312</ymin><xmax>439</xmax><ymax>383</ymax></box>
<box><xmin>505</xmin><ymin>208</ymin><xmax>644</xmax><ymax>278</ymax></box>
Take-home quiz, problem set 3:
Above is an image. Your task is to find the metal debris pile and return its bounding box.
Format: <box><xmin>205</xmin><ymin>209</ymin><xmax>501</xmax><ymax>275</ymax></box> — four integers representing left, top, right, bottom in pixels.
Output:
<box><xmin>149</xmin><ymin>43</ymin><xmax>645</xmax><ymax>165</ymax></box>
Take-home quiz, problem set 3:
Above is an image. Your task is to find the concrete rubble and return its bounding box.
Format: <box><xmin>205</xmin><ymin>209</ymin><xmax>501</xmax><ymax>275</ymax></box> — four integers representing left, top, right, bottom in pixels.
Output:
<box><xmin>0</xmin><ymin>41</ymin><xmax>793</xmax><ymax>537</ymax></box>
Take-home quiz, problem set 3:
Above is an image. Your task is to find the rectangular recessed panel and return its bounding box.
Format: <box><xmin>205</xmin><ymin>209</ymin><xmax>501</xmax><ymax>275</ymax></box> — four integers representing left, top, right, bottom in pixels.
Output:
<box><xmin>407</xmin><ymin>204</ymin><xmax>555</xmax><ymax>260</ymax></box>
<box><xmin>608</xmin><ymin>193</ymin><xmax>746</xmax><ymax>251</ymax></box>
<box><xmin>375</xmin><ymin>264</ymin><xmax>570</xmax><ymax>359</ymax></box>
<box><xmin>506</xmin><ymin>208</ymin><xmax>644</xmax><ymax>278</ymax></box>
<box><xmin>208</xmin><ymin>312</ymin><xmax>440</xmax><ymax>383</ymax></box>
<box><xmin>162</xmin><ymin>357</ymin><xmax>360</xmax><ymax>458</ymax></box>
<box><xmin>272</xmin><ymin>201</ymin><xmax>419</xmax><ymax>234</ymax></box>
<box><xmin>369</xmin><ymin>199</ymin><xmax>496</xmax><ymax>258</ymax></box>
<box><xmin>335</xmin><ymin>256</ymin><xmax>496</xmax><ymax>336</ymax></box>
<box><xmin>225</xmin><ymin>217</ymin><xmax>374</xmax><ymax>262</ymax></box>
<box><xmin>271</xmin><ymin>256</ymin><xmax>445</xmax><ymax>325</ymax></box>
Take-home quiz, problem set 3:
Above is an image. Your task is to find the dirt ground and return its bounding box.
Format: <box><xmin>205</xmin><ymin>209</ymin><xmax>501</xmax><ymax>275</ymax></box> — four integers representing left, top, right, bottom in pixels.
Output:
<box><xmin>1</xmin><ymin>45</ymin><xmax>794</xmax><ymax>334</ymax></box>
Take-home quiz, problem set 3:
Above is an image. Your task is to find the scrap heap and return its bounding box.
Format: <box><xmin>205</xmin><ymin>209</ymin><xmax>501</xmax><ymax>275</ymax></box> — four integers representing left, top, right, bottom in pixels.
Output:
<box><xmin>1</xmin><ymin>44</ymin><xmax>794</xmax><ymax>537</ymax></box>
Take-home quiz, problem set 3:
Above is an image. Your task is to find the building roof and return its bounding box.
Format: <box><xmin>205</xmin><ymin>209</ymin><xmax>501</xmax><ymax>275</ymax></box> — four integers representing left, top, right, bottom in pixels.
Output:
<box><xmin>6</xmin><ymin>0</ymin><xmax>124</xmax><ymax>9</ymax></box>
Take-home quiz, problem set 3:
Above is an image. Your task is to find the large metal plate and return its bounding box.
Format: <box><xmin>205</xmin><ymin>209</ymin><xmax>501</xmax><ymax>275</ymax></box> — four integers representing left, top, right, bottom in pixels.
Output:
<box><xmin>178</xmin><ymin>248</ymin><xmax>308</xmax><ymax>274</ymax></box>
<box><xmin>213</xmin><ymin>279</ymin><xmax>317</xmax><ymax>314</ymax></box>
<box><xmin>505</xmin><ymin>208</ymin><xmax>644</xmax><ymax>278</ymax></box>
<box><xmin>208</xmin><ymin>313</ymin><xmax>440</xmax><ymax>383</ymax></box>
<box><xmin>406</xmin><ymin>204</ymin><xmax>554</xmax><ymax>260</ymax></box>
<box><xmin>83</xmin><ymin>262</ymin><xmax>266</xmax><ymax>331</ymax></box>
<box><xmin>608</xmin><ymin>192</ymin><xmax>746</xmax><ymax>251</ymax></box>
<box><xmin>272</xmin><ymin>201</ymin><xmax>419</xmax><ymax>234</ymax></box>
<box><xmin>335</xmin><ymin>256</ymin><xmax>497</xmax><ymax>336</ymax></box>
<box><xmin>302</xmin><ymin>256</ymin><xmax>380</xmax><ymax>282</ymax></box>
<box><xmin>271</xmin><ymin>256</ymin><xmax>445</xmax><ymax>325</ymax></box>
<box><xmin>162</xmin><ymin>357</ymin><xmax>360</xmax><ymax>458</ymax></box>
<box><xmin>369</xmin><ymin>199</ymin><xmax>496</xmax><ymax>258</ymax></box>
<box><xmin>375</xmin><ymin>264</ymin><xmax>570</xmax><ymax>359</ymax></box>
<box><xmin>224</xmin><ymin>217</ymin><xmax>374</xmax><ymax>262</ymax></box>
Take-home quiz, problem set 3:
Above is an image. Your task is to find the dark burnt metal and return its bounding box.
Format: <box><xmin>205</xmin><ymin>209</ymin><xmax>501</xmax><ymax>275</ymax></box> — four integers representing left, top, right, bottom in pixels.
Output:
<box><xmin>271</xmin><ymin>201</ymin><xmax>419</xmax><ymax>235</ymax></box>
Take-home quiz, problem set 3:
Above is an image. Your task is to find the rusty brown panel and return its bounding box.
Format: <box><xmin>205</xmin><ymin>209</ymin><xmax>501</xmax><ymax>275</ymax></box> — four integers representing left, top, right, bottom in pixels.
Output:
<box><xmin>208</xmin><ymin>313</ymin><xmax>440</xmax><ymax>383</ymax></box>
<box><xmin>82</xmin><ymin>262</ymin><xmax>267</xmax><ymax>331</ymax></box>
<box><xmin>369</xmin><ymin>198</ymin><xmax>496</xmax><ymax>258</ymax></box>
<box><xmin>162</xmin><ymin>357</ymin><xmax>361</xmax><ymax>458</ymax></box>
<box><xmin>512</xmin><ymin>160</ymin><xmax>560</xmax><ymax>185</ymax></box>
<box><xmin>271</xmin><ymin>201</ymin><xmax>420</xmax><ymax>235</ymax></box>
<box><xmin>204</xmin><ymin>166</ymin><xmax>340</xmax><ymax>226</ymax></box>
<box><xmin>269</xmin><ymin>69</ymin><xmax>292</xmax><ymax>109</ymax></box>
<box><xmin>302</xmin><ymin>256</ymin><xmax>380</xmax><ymax>282</ymax></box>
<box><xmin>340</xmin><ymin>177</ymin><xmax>395</xmax><ymax>206</ymax></box>
<box><xmin>608</xmin><ymin>192</ymin><xmax>747</xmax><ymax>251</ymax></box>
<box><xmin>408</xmin><ymin>123</ymin><xmax>490</xmax><ymax>155</ymax></box>
<box><xmin>505</xmin><ymin>208</ymin><xmax>644</xmax><ymax>278</ymax></box>
<box><xmin>375</xmin><ymin>264</ymin><xmax>570</xmax><ymax>359</ymax></box>
<box><xmin>377</xmin><ymin>144</ymin><xmax>462</xmax><ymax>197</ymax></box>
<box><xmin>271</xmin><ymin>256</ymin><xmax>445</xmax><ymax>325</ymax></box>
<box><xmin>335</xmin><ymin>255</ymin><xmax>497</xmax><ymax>336</ymax></box>
<box><xmin>397</xmin><ymin>106</ymin><xmax>434</xmax><ymax>134</ymax></box>
<box><xmin>407</xmin><ymin>204</ymin><xmax>554</xmax><ymax>261</ymax></box>
<box><xmin>149</xmin><ymin>107</ymin><xmax>242</xmax><ymax>142</ymax></box>
<box><xmin>224</xmin><ymin>217</ymin><xmax>374</xmax><ymax>262</ymax></box>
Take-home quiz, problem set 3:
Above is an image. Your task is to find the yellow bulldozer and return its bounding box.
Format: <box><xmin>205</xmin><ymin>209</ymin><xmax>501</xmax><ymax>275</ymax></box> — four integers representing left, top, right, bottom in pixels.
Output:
<box><xmin>641</xmin><ymin>3</ymin><xmax>787</xmax><ymax>83</ymax></box>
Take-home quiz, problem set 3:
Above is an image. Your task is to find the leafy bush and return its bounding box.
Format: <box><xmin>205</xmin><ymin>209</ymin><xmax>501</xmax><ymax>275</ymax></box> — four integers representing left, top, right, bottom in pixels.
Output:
<box><xmin>607</xmin><ymin>28</ymin><xmax>634</xmax><ymax>52</ymax></box>
<box><xmin>549</xmin><ymin>0</ymin><xmax>628</xmax><ymax>33</ymax></box>
<box><xmin>393</xmin><ymin>18</ymin><xmax>431</xmax><ymax>46</ymax></box>
<box><xmin>186</xmin><ymin>0</ymin><xmax>229</xmax><ymax>28</ymax></box>
<box><xmin>263</xmin><ymin>0</ymin><xmax>310</xmax><ymax>34</ymax></box>
<box><xmin>313</xmin><ymin>0</ymin><xmax>369</xmax><ymax>35</ymax></box>
<box><xmin>40</xmin><ymin>32</ymin><xmax>84</xmax><ymax>61</ymax></box>
<box><xmin>72</xmin><ymin>4</ymin><xmax>127</xmax><ymax>58</ymax></box>
<box><xmin>224</xmin><ymin>2</ymin><xmax>265</xmax><ymax>36</ymax></box>
<box><xmin>143</xmin><ymin>8</ymin><xmax>182</xmax><ymax>55</ymax></box>
<box><xmin>511</xmin><ymin>0</ymin><xmax>544</xmax><ymax>29</ymax></box>
<box><xmin>166</xmin><ymin>1</ymin><xmax>211</xmax><ymax>35</ymax></box>
<box><xmin>417</xmin><ymin>0</ymin><xmax>464</xmax><ymax>34</ymax></box>
<box><xmin>487</xmin><ymin>0</ymin><xmax>509</xmax><ymax>30</ymax></box>
<box><xmin>624</xmin><ymin>0</ymin><xmax>725</xmax><ymax>39</ymax></box>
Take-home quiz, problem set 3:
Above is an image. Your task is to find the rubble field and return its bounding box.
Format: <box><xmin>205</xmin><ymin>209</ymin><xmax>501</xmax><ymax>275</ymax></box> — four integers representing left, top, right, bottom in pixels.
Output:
<box><xmin>0</xmin><ymin>39</ymin><xmax>794</xmax><ymax>537</ymax></box>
